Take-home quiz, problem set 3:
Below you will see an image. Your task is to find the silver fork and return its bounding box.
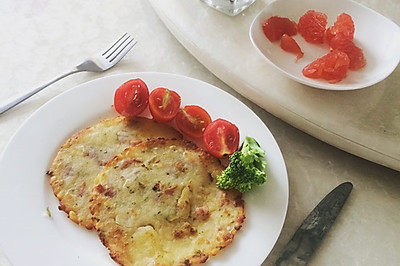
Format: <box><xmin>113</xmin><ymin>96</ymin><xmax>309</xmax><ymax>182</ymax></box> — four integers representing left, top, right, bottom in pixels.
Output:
<box><xmin>0</xmin><ymin>33</ymin><xmax>137</xmax><ymax>115</ymax></box>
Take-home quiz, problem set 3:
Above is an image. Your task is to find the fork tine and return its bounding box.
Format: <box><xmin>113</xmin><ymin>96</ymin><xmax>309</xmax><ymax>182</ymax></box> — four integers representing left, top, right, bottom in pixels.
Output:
<box><xmin>102</xmin><ymin>33</ymin><xmax>137</xmax><ymax>63</ymax></box>
<box><xmin>102</xmin><ymin>33</ymin><xmax>129</xmax><ymax>57</ymax></box>
<box><xmin>110</xmin><ymin>36</ymin><xmax>136</xmax><ymax>63</ymax></box>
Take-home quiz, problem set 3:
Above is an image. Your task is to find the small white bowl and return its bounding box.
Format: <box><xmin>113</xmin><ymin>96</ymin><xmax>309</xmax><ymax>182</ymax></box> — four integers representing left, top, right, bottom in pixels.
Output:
<box><xmin>249</xmin><ymin>0</ymin><xmax>400</xmax><ymax>90</ymax></box>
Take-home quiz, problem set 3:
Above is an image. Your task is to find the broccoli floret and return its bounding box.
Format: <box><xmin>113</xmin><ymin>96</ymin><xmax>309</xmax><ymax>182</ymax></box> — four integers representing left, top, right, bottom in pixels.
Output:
<box><xmin>216</xmin><ymin>136</ymin><xmax>267</xmax><ymax>193</ymax></box>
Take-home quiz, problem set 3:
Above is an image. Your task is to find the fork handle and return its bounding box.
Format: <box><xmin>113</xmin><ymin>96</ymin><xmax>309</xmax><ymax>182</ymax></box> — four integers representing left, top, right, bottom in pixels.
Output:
<box><xmin>0</xmin><ymin>69</ymin><xmax>84</xmax><ymax>115</ymax></box>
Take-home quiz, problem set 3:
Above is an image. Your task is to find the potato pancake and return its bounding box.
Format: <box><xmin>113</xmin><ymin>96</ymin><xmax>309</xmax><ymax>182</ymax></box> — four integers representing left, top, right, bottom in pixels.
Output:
<box><xmin>90</xmin><ymin>138</ymin><xmax>245</xmax><ymax>266</ymax></box>
<box><xmin>47</xmin><ymin>116</ymin><xmax>182</xmax><ymax>229</ymax></box>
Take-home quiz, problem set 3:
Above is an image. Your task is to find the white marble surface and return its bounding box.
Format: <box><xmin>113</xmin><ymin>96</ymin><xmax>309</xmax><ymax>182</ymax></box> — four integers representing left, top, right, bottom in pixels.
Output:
<box><xmin>149</xmin><ymin>0</ymin><xmax>400</xmax><ymax>172</ymax></box>
<box><xmin>0</xmin><ymin>0</ymin><xmax>399</xmax><ymax>265</ymax></box>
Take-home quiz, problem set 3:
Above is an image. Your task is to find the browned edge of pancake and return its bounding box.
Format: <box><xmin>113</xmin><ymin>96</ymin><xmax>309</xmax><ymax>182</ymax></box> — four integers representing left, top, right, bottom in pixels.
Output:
<box><xmin>90</xmin><ymin>138</ymin><xmax>245</xmax><ymax>266</ymax></box>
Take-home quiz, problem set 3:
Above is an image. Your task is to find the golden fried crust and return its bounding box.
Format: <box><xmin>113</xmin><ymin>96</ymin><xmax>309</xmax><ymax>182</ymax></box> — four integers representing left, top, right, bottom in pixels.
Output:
<box><xmin>47</xmin><ymin>116</ymin><xmax>182</xmax><ymax>229</ymax></box>
<box><xmin>91</xmin><ymin>138</ymin><xmax>245</xmax><ymax>266</ymax></box>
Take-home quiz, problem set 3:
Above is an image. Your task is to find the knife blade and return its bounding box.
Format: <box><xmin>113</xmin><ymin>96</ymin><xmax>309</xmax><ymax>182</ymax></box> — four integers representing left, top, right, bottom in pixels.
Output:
<box><xmin>275</xmin><ymin>181</ymin><xmax>353</xmax><ymax>266</ymax></box>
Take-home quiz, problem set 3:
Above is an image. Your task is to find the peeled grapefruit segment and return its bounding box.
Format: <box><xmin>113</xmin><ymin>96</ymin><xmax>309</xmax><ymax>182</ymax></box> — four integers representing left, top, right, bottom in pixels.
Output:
<box><xmin>298</xmin><ymin>10</ymin><xmax>328</xmax><ymax>44</ymax></box>
<box><xmin>330</xmin><ymin>36</ymin><xmax>366</xmax><ymax>70</ymax></box>
<box><xmin>326</xmin><ymin>13</ymin><xmax>355</xmax><ymax>45</ymax></box>
<box><xmin>262</xmin><ymin>16</ymin><xmax>297</xmax><ymax>42</ymax></box>
<box><xmin>280</xmin><ymin>34</ymin><xmax>304</xmax><ymax>61</ymax></box>
<box><xmin>302</xmin><ymin>49</ymin><xmax>350</xmax><ymax>83</ymax></box>
<box><xmin>327</xmin><ymin>13</ymin><xmax>366</xmax><ymax>70</ymax></box>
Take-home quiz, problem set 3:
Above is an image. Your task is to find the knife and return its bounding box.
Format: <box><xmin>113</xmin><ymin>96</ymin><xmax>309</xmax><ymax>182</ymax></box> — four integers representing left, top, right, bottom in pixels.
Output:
<box><xmin>275</xmin><ymin>181</ymin><xmax>353</xmax><ymax>266</ymax></box>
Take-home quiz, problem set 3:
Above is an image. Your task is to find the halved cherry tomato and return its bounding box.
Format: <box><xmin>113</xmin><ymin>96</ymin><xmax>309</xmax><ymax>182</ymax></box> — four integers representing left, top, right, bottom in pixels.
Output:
<box><xmin>114</xmin><ymin>78</ymin><xmax>149</xmax><ymax>118</ymax></box>
<box><xmin>175</xmin><ymin>105</ymin><xmax>212</xmax><ymax>139</ymax></box>
<box><xmin>203</xmin><ymin>118</ymin><xmax>240</xmax><ymax>158</ymax></box>
<box><xmin>149</xmin><ymin>87</ymin><xmax>181</xmax><ymax>122</ymax></box>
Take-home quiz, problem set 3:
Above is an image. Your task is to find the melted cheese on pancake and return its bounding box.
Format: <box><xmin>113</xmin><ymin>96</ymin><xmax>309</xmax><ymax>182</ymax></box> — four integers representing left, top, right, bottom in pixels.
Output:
<box><xmin>90</xmin><ymin>138</ymin><xmax>245</xmax><ymax>266</ymax></box>
<box><xmin>48</xmin><ymin>116</ymin><xmax>182</xmax><ymax>229</ymax></box>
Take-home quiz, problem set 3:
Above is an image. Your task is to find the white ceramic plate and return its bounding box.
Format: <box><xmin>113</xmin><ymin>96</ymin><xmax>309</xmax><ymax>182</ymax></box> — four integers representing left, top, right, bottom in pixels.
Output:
<box><xmin>249</xmin><ymin>0</ymin><xmax>400</xmax><ymax>90</ymax></box>
<box><xmin>0</xmin><ymin>72</ymin><xmax>288</xmax><ymax>266</ymax></box>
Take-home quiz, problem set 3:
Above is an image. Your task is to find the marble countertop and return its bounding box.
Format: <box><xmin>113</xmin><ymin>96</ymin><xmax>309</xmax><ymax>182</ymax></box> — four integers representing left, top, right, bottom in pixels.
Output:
<box><xmin>0</xmin><ymin>0</ymin><xmax>399</xmax><ymax>265</ymax></box>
